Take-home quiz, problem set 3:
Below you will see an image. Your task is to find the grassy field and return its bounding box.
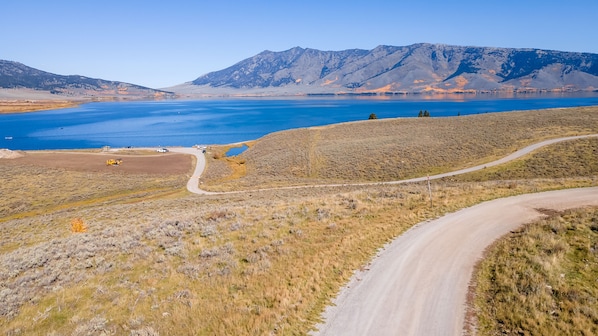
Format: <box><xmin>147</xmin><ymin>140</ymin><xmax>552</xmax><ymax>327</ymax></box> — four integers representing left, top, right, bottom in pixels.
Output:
<box><xmin>201</xmin><ymin>106</ymin><xmax>598</xmax><ymax>191</ymax></box>
<box><xmin>0</xmin><ymin>106</ymin><xmax>597</xmax><ymax>335</ymax></box>
<box><xmin>0</xmin><ymin>156</ymin><xmax>189</xmax><ymax>223</ymax></box>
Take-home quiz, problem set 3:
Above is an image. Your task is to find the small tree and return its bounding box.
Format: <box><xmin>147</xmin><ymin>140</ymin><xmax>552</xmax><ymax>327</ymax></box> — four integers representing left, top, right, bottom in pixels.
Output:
<box><xmin>368</xmin><ymin>113</ymin><xmax>378</xmax><ymax>120</ymax></box>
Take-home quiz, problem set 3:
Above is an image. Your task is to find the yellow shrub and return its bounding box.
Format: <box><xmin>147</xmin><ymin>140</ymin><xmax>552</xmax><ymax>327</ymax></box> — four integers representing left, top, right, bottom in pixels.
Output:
<box><xmin>71</xmin><ymin>218</ymin><xmax>87</xmax><ymax>233</ymax></box>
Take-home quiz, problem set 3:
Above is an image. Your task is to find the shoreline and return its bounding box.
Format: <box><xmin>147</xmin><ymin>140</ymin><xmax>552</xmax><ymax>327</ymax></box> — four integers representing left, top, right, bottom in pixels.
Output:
<box><xmin>3</xmin><ymin>90</ymin><xmax>598</xmax><ymax>115</ymax></box>
<box><xmin>0</xmin><ymin>99</ymin><xmax>84</xmax><ymax>114</ymax></box>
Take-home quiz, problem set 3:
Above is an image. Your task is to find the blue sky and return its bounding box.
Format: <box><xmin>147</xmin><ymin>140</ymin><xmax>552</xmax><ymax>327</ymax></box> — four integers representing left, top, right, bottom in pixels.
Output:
<box><xmin>2</xmin><ymin>0</ymin><xmax>597</xmax><ymax>88</ymax></box>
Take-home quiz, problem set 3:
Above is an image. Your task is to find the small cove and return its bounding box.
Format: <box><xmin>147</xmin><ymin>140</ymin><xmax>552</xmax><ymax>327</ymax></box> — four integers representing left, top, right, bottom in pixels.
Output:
<box><xmin>225</xmin><ymin>144</ymin><xmax>249</xmax><ymax>157</ymax></box>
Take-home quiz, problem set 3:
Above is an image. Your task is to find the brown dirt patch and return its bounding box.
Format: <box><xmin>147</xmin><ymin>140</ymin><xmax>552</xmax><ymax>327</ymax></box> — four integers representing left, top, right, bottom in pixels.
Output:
<box><xmin>0</xmin><ymin>151</ymin><xmax>193</xmax><ymax>175</ymax></box>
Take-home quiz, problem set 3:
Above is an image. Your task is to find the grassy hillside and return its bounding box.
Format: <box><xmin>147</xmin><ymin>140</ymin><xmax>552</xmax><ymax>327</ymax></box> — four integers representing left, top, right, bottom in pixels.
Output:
<box><xmin>453</xmin><ymin>136</ymin><xmax>598</xmax><ymax>182</ymax></box>
<box><xmin>0</xmin><ymin>106</ymin><xmax>597</xmax><ymax>335</ymax></box>
<box><xmin>471</xmin><ymin>207</ymin><xmax>598</xmax><ymax>335</ymax></box>
<box><xmin>201</xmin><ymin>106</ymin><xmax>598</xmax><ymax>191</ymax></box>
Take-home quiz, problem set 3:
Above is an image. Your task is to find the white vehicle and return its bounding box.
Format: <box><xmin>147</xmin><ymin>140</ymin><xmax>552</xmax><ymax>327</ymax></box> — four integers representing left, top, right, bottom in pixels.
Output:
<box><xmin>156</xmin><ymin>148</ymin><xmax>169</xmax><ymax>153</ymax></box>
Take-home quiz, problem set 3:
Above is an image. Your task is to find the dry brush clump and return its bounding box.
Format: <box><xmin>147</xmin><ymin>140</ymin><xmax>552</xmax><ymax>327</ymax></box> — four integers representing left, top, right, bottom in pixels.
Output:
<box><xmin>0</xmin><ymin>221</ymin><xmax>144</xmax><ymax>319</ymax></box>
<box><xmin>471</xmin><ymin>207</ymin><xmax>598</xmax><ymax>335</ymax></box>
<box><xmin>202</xmin><ymin>106</ymin><xmax>598</xmax><ymax>191</ymax></box>
<box><xmin>70</xmin><ymin>218</ymin><xmax>87</xmax><ymax>233</ymax></box>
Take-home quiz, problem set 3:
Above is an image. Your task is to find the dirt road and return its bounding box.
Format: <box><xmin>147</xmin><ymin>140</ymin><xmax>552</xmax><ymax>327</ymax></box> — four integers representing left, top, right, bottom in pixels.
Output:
<box><xmin>169</xmin><ymin>147</ymin><xmax>213</xmax><ymax>195</ymax></box>
<box><xmin>311</xmin><ymin>187</ymin><xmax>598</xmax><ymax>335</ymax></box>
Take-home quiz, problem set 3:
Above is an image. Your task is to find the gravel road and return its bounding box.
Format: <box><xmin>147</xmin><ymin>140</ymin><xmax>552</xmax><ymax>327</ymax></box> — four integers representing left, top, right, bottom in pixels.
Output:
<box><xmin>169</xmin><ymin>147</ymin><xmax>213</xmax><ymax>195</ymax></box>
<box><xmin>311</xmin><ymin>187</ymin><xmax>598</xmax><ymax>335</ymax></box>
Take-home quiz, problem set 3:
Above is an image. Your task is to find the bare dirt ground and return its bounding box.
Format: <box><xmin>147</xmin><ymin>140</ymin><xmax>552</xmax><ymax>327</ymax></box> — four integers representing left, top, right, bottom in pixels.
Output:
<box><xmin>0</xmin><ymin>151</ymin><xmax>192</xmax><ymax>175</ymax></box>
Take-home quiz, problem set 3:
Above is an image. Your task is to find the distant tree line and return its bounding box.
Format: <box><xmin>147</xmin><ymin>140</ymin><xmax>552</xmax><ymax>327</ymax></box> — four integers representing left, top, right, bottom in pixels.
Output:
<box><xmin>418</xmin><ymin>110</ymin><xmax>430</xmax><ymax>117</ymax></box>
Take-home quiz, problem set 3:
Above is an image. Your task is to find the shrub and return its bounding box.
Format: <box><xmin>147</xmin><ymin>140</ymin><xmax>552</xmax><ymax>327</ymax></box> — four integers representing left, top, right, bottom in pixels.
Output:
<box><xmin>70</xmin><ymin>218</ymin><xmax>87</xmax><ymax>233</ymax></box>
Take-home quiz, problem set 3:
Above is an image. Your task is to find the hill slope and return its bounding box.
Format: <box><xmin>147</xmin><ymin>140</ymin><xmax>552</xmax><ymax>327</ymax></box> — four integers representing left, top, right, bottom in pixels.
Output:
<box><xmin>175</xmin><ymin>44</ymin><xmax>598</xmax><ymax>96</ymax></box>
<box><xmin>201</xmin><ymin>106</ymin><xmax>598</xmax><ymax>191</ymax></box>
<box><xmin>0</xmin><ymin>60</ymin><xmax>174</xmax><ymax>99</ymax></box>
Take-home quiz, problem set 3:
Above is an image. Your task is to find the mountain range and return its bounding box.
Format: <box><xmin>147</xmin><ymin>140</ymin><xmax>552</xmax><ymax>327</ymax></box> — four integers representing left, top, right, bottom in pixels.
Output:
<box><xmin>0</xmin><ymin>60</ymin><xmax>174</xmax><ymax>100</ymax></box>
<box><xmin>2</xmin><ymin>43</ymin><xmax>598</xmax><ymax>99</ymax></box>
<box><xmin>176</xmin><ymin>43</ymin><xmax>598</xmax><ymax>96</ymax></box>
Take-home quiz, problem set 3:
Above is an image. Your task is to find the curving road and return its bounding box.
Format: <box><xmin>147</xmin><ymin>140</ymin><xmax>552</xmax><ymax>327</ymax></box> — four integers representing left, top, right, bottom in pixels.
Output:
<box><xmin>169</xmin><ymin>147</ymin><xmax>214</xmax><ymax>195</ymax></box>
<box><xmin>172</xmin><ymin>134</ymin><xmax>597</xmax><ymax>195</ymax></box>
<box><xmin>311</xmin><ymin>187</ymin><xmax>598</xmax><ymax>335</ymax></box>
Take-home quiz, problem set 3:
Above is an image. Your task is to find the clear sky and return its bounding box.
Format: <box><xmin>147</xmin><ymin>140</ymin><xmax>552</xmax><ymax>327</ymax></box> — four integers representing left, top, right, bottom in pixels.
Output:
<box><xmin>2</xmin><ymin>0</ymin><xmax>597</xmax><ymax>89</ymax></box>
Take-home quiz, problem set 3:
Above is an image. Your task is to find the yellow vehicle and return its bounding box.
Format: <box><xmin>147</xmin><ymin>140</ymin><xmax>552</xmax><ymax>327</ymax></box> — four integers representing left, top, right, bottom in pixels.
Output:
<box><xmin>106</xmin><ymin>158</ymin><xmax>122</xmax><ymax>166</ymax></box>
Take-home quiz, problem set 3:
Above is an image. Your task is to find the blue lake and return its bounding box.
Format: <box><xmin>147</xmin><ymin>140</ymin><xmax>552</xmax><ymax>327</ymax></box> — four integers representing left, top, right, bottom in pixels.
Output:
<box><xmin>1</xmin><ymin>93</ymin><xmax>598</xmax><ymax>150</ymax></box>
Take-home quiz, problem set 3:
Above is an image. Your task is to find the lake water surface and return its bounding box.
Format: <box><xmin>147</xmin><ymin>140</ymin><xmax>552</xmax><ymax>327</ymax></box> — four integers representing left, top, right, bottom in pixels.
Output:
<box><xmin>1</xmin><ymin>93</ymin><xmax>597</xmax><ymax>150</ymax></box>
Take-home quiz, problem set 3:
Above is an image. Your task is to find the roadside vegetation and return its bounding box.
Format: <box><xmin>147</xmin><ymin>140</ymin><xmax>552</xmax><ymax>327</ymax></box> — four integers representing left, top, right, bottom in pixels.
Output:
<box><xmin>452</xmin><ymin>136</ymin><xmax>598</xmax><ymax>183</ymax></box>
<box><xmin>0</xmin><ymin>106</ymin><xmax>596</xmax><ymax>335</ymax></box>
<box><xmin>471</xmin><ymin>207</ymin><xmax>598</xmax><ymax>335</ymax></box>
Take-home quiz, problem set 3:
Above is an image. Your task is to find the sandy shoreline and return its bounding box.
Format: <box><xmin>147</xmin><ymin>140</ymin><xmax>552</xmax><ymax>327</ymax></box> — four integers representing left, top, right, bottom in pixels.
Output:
<box><xmin>0</xmin><ymin>100</ymin><xmax>84</xmax><ymax>114</ymax></box>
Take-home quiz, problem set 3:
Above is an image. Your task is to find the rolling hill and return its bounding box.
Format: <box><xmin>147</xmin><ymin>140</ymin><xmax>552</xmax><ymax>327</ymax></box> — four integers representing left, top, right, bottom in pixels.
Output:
<box><xmin>0</xmin><ymin>60</ymin><xmax>175</xmax><ymax>99</ymax></box>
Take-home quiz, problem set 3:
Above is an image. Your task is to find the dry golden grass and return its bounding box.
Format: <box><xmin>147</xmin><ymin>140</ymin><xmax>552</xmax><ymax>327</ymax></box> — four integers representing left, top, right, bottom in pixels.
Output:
<box><xmin>202</xmin><ymin>106</ymin><xmax>598</xmax><ymax>191</ymax></box>
<box><xmin>471</xmin><ymin>207</ymin><xmax>598</xmax><ymax>335</ymax></box>
<box><xmin>2</xmin><ymin>178</ymin><xmax>596</xmax><ymax>335</ymax></box>
<box><xmin>453</xmin><ymin>137</ymin><xmax>598</xmax><ymax>182</ymax></box>
<box><xmin>0</xmin><ymin>106</ymin><xmax>597</xmax><ymax>335</ymax></box>
<box><xmin>0</xmin><ymin>163</ymin><xmax>187</xmax><ymax>222</ymax></box>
